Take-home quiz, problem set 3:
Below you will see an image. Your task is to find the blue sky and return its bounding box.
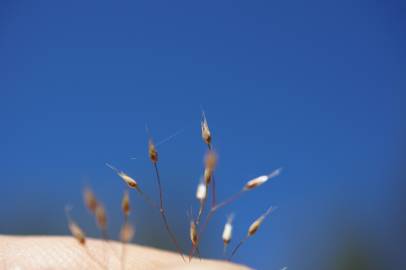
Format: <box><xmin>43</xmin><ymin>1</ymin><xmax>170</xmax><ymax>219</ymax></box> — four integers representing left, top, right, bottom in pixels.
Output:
<box><xmin>1</xmin><ymin>1</ymin><xmax>405</xmax><ymax>269</ymax></box>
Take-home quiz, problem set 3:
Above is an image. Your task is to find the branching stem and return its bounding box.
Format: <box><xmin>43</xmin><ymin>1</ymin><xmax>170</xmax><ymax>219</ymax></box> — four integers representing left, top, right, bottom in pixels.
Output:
<box><xmin>189</xmin><ymin>189</ymin><xmax>245</xmax><ymax>260</ymax></box>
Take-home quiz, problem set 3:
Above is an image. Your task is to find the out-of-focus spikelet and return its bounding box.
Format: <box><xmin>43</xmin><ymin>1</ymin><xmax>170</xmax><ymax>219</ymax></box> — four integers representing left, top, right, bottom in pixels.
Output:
<box><xmin>120</xmin><ymin>222</ymin><xmax>135</xmax><ymax>243</ymax></box>
<box><xmin>95</xmin><ymin>204</ymin><xmax>107</xmax><ymax>230</ymax></box>
<box><xmin>122</xmin><ymin>190</ymin><xmax>130</xmax><ymax>218</ymax></box>
<box><xmin>83</xmin><ymin>187</ymin><xmax>98</xmax><ymax>214</ymax></box>
<box><xmin>65</xmin><ymin>206</ymin><xmax>86</xmax><ymax>245</ymax></box>
<box><xmin>203</xmin><ymin>150</ymin><xmax>217</xmax><ymax>184</ymax></box>
<box><xmin>69</xmin><ymin>221</ymin><xmax>86</xmax><ymax>245</ymax></box>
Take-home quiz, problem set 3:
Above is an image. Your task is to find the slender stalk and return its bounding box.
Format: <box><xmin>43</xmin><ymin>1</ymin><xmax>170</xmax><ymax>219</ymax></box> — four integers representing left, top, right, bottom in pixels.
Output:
<box><xmin>207</xmin><ymin>144</ymin><xmax>216</xmax><ymax>207</ymax></box>
<box><xmin>153</xmin><ymin>163</ymin><xmax>185</xmax><ymax>262</ymax></box>
<box><xmin>212</xmin><ymin>190</ymin><xmax>244</xmax><ymax>212</ymax></box>
<box><xmin>228</xmin><ymin>236</ymin><xmax>248</xmax><ymax>261</ymax></box>
<box><xmin>136</xmin><ymin>189</ymin><xmax>159</xmax><ymax>209</ymax></box>
<box><xmin>121</xmin><ymin>245</ymin><xmax>126</xmax><ymax>270</ymax></box>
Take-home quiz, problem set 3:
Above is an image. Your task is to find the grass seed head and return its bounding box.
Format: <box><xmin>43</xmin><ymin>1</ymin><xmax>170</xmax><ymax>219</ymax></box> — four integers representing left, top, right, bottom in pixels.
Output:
<box><xmin>190</xmin><ymin>221</ymin><xmax>198</xmax><ymax>246</ymax></box>
<box><xmin>83</xmin><ymin>187</ymin><xmax>98</xmax><ymax>214</ymax></box>
<box><xmin>203</xmin><ymin>168</ymin><xmax>212</xmax><ymax>185</ymax></box>
<box><xmin>222</xmin><ymin>214</ymin><xmax>234</xmax><ymax>246</ymax></box>
<box><xmin>201</xmin><ymin>111</ymin><xmax>211</xmax><ymax>145</ymax></box>
<box><xmin>243</xmin><ymin>168</ymin><xmax>282</xmax><ymax>190</ymax></box>
<box><xmin>247</xmin><ymin>206</ymin><xmax>275</xmax><ymax>236</ymax></box>
<box><xmin>122</xmin><ymin>190</ymin><xmax>130</xmax><ymax>217</ymax></box>
<box><xmin>106</xmin><ymin>163</ymin><xmax>139</xmax><ymax>190</ymax></box>
<box><xmin>120</xmin><ymin>222</ymin><xmax>135</xmax><ymax>243</ymax></box>
<box><xmin>118</xmin><ymin>172</ymin><xmax>139</xmax><ymax>189</ymax></box>
<box><xmin>203</xmin><ymin>150</ymin><xmax>217</xmax><ymax>184</ymax></box>
<box><xmin>95</xmin><ymin>204</ymin><xmax>107</xmax><ymax>230</ymax></box>
<box><xmin>69</xmin><ymin>221</ymin><xmax>86</xmax><ymax>245</ymax></box>
<box><xmin>65</xmin><ymin>206</ymin><xmax>86</xmax><ymax>245</ymax></box>
<box><xmin>148</xmin><ymin>139</ymin><xmax>158</xmax><ymax>163</ymax></box>
<box><xmin>196</xmin><ymin>181</ymin><xmax>207</xmax><ymax>201</ymax></box>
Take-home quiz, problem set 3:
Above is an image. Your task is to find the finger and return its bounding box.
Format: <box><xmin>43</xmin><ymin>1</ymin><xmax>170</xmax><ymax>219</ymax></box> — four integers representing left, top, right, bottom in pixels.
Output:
<box><xmin>0</xmin><ymin>235</ymin><xmax>250</xmax><ymax>270</ymax></box>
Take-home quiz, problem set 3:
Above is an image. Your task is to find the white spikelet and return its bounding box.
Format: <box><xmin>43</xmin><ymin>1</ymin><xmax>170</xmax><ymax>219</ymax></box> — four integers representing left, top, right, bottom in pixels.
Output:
<box><xmin>196</xmin><ymin>182</ymin><xmax>207</xmax><ymax>201</ymax></box>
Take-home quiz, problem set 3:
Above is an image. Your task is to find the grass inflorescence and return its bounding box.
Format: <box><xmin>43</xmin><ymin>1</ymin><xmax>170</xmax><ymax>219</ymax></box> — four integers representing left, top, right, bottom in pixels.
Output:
<box><xmin>65</xmin><ymin>111</ymin><xmax>283</xmax><ymax>268</ymax></box>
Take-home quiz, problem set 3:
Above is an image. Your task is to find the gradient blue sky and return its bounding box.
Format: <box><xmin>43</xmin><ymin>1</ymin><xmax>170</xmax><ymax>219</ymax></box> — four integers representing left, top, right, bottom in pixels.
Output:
<box><xmin>1</xmin><ymin>1</ymin><xmax>405</xmax><ymax>269</ymax></box>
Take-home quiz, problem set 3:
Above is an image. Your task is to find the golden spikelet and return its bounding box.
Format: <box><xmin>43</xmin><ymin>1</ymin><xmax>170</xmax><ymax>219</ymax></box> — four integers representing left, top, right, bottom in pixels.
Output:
<box><xmin>190</xmin><ymin>221</ymin><xmax>198</xmax><ymax>247</ymax></box>
<box><xmin>148</xmin><ymin>139</ymin><xmax>158</xmax><ymax>163</ymax></box>
<box><xmin>106</xmin><ymin>163</ymin><xmax>140</xmax><ymax>190</ymax></box>
<box><xmin>247</xmin><ymin>206</ymin><xmax>275</xmax><ymax>236</ymax></box>
<box><xmin>201</xmin><ymin>111</ymin><xmax>211</xmax><ymax>145</ymax></box>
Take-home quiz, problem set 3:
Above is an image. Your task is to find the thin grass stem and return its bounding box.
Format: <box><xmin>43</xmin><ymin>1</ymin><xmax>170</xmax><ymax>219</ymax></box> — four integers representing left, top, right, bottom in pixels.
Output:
<box><xmin>153</xmin><ymin>163</ymin><xmax>186</xmax><ymax>262</ymax></box>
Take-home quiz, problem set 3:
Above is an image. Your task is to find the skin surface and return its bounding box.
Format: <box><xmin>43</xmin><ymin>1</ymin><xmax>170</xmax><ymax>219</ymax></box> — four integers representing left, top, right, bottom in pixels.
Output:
<box><xmin>0</xmin><ymin>235</ymin><xmax>250</xmax><ymax>270</ymax></box>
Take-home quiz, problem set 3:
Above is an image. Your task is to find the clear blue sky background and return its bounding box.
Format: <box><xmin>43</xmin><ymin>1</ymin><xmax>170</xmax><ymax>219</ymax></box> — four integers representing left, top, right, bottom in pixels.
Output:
<box><xmin>1</xmin><ymin>1</ymin><xmax>405</xmax><ymax>269</ymax></box>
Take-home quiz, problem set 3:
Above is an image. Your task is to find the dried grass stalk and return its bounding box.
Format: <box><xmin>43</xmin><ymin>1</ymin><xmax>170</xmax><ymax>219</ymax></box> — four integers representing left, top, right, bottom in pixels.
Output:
<box><xmin>147</xmin><ymin>133</ymin><xmax>185</xmax><ymax>261</ymax></box>
<box><xmin>229</xmin><ymin>206</ymin><xmax>276</xmax><ymax>260</ymax></box>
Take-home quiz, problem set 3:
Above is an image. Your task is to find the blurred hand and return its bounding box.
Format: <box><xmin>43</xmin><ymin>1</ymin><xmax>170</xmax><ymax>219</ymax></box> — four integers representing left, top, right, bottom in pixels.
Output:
<box><xmin>0</xmin><ymin>235</ymin><xmax>250</xmax><ymax>270</ymax></box>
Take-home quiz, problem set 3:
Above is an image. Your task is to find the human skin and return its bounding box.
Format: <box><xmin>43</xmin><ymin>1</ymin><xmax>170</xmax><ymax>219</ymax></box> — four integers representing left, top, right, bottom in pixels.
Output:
<box><xmin>0</xmin><ymin>236</ymin><xmax>250</xmax><ymax>270</ymax></box>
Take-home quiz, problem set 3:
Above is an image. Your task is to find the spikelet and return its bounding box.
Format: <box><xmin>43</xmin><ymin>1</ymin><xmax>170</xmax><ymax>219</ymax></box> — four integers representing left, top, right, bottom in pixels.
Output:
<box><xmin>201</xmin><ymin>111</ymin><xmax>211</xmax><ymax>145</ymax></box>
<box><xmin>65</xmin><ymin>206</ymin><xmax>86</xmax><ymax>245</ymax></box>
<box><xmin>148</xmin><ymin>139</ymin><xmax>158</xmax><ymax>163</ymax></box>
<box><xmin>222</xmin><ymin>214</ymin><xmax>234</xmax><ymax>247</ymax></box>
<box><xmin>247</xmin><ymin>206</ymin><xmax>275</xmax><ymax>236</ymax></box>
<box><xmin>243</xmin><ymin>168</ymin><xmax>282</xmax><ymax>190</ymax></box>
<box><xmin>190</xmin><ymin>221</ymin><xmax>198</xmax><ymax>246</ymax></box>
<box><xmin>106</xmin><ymin>163</ymin><xmax>139</xmax><ymax>190</ymax></box>
<box><xmin>195</xmin><ymin>181</ymin><xmax>207</xmax><ymax>201</ymax></box>
<box><xmin>95</xmin><ymin>204</ymin><xmax>107</xmax><ymax>230</ymax></box>
<box><xmin>120</xmin><ymin>222</ymin><xmax>135</xmax><ymax>243</ymax></box>
<box><xmin>203</xmin><ymin>150</ymin><xmax>217</xmax><ymax>184</ymax></box>
<box><xmin>69</xmin><ymin>221</ymin><xmax>86</xmax><ymax>245</ymax></box>
<box><xmin>83</xmin><ymin>187</ymin><xmax>98</xmax><ymax>214</ymax></box>
<box><xmin>122</xmin><ymin>190</ymin><xmax>130</xmax><ymax>218</ymax></box>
